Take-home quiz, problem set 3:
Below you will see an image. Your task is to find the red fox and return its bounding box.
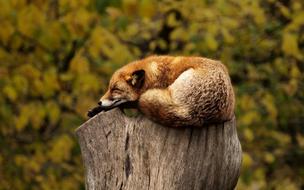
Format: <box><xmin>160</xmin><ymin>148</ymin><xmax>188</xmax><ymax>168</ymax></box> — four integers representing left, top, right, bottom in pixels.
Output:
<box><xmin>88</xmin><ymin>55</ymin><xmax>235</xmax><ymax>127</ymax></box>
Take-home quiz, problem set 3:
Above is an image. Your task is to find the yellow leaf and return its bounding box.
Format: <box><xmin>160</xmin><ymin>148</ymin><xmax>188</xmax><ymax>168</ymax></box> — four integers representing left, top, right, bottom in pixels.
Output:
<box><xmin>270</xmin><ymin>131</ymin><xmax>291</xmax><ymax>145</ymax></box>
<box><xmin>122</xmin><ymin>0</ymin><xmax>138</xmax><ymax>16</ymax></box>
<box><xmin>30</xmin><ymin>102</ymin><xmax>46</xmax><ymax>129</ymax></box>
<box><xmin>243</xmin><ymin>128</ymin><xmax>254</xmax><ymax>142</ymax></box>
<box><xmin>278</xmin><ymin>3</ymin><xmax>290</xmax><ymax>18</ymax></box>
<box><xmin>33</xmin><ymin>79</ymin><xmax>45</xmax><ymax>96</ymax></box>
<box><xmin>62</xmin><ymin>8</ymin><xmax>97</xmax><ymax>38</ymax></box>
<box><xmin>12</xmin><ymin>75</ymin><xmax>28</xmax><ymax>95</ymax></box>
<box><xmin>275</xmin><ymin>179</ymin><xmax>299</xmax><ymax>190</ymax></box>
<box><xmin>17</xmin><ymin>5</ymin><xmax>45</xmax><ymax>36</ymax></box>
<box><xmin>274</xmin><ymin>58</ymin><xmax>288</xmax><ymax>75</ymax></box>
<box><xmin>28</xmin><ymin>159</ymin><xmax>41</xmax><ymax>173</ymax></box>
<box><xmin>126</xmin><ymin>23</ymin><xmax>139</xmax><ymax>36</ymax></box>
<box><xmin>42</xmin><ymin>68</ymin><xmax>60</xmax><ymax>97</ymax></box>
<box><xmin>60</xmin><ymin>177</ymin><xmax>80</xmax><ymax>190</ymax></box>
<box><xmin>0</xmin><ymin>20</ymin><xmax>15</xmax><ymax>45</ymax></box>
<box><xmin>48</xmin><ymin>135</ymin><xmax>74</xmax><ymax>163</ymax></box>
<box><xmin>0</xmin><ymin>0</ymin><xmax>11</xmax><ymax>17</ymax></box>
<box><xmin>253</xmin><ymin>168</ymin><xmax>266</xmax><ymax>181</ymax></box>
<box><xmin>221</xmin><ymin>28</ymin><xmax>235</xmax><ymax>44</ymax></box>
<box><xmin>282</xmin><ymin>32</ymin><xmax>303</xmax><ymax>60</ymax></box>
<box><xmin>46</xmin><ymin>101</ymin><xmax>61</xmax><ymax>125</ymax></box>
<box><xmin>261</xmin><ymin>93</ymin><xmax>277</xmax><ymax>123</ymax></box>
<box><xmin>88</xmin><ymin>26</ymin><xmax>133</xmax><ymax>63</ymax></box>
<box><xmin>59</xmin><ymin>0</ymin><xmax>90</xmax><ymax>10</ymax></box>
<box><xmin>240</xmin><ymin>111</ymin><xmax>260</xmax><ymax>126</ymax></box>
<box><xmin>283</xmin><ymin>78</ymin><xmax>298</xmax><ymax>96</ymax></box>
<box><xmin>205</xmin><ymin>34</ymin><xmax>218</xmax><ymax>51</ymax></box>
<box><xmin>15</xmin><ymin>105</ymin><xmax>31</xmax><ymax>131</ymax></box>
<box><xmin>70</xmin><ymin>55</ymin><xmax>89</xmax><ymax>74</ymax></box>
<box><xmin>166</xmin><ymin>11</ymin><xmax>180</xmax><ymax>27</ymax></box>
<box><xmin>18</xmin><ymin>64</ymin><xmax>41</xmax><ymax>80</ymax></box>
<box><xmin>296</xmin><ymin>134</ymin><xmax>304</xmax><ymax>148</ymax></box>
<box><xmin>59</xmin><ymin>92</ymin><xmax>73</xmax><ymax>108</ymax></box>
<box><xmin>250</xmin><ymin>1</ymin><xmax>266</xmax><ymax>25</ymax></box>
<box><xmin>39</xmin><ymin>21</ymin><xmax>62</xmax><ymax>50</ymax></box>
<box><xmin>264</xmin><ymin>152</ymin><xmax>275</xmax><ymax>164</ymax></box>
<box><xmin>242</xmin><ymin>152</ymin><xmax>253</xmax><ymax>169</ymax></box>
<box><xmin>3</xmin><ymin>85</ymin><xmax>17</xmax><ymax>101</ymax></box>
<box><xmin>290</xmin><ymin>64</ymin><xmax>300</xmax><ymax>78</ymax></box>
<box><xmin>239</xmin><ymin>95</ymin><xmax>256</xmax><ymax>110</ymax></box>
<box><xmin>14</xmin><ymin>155</ymin><xmax>27</xmax><ymax>166</ymax></box>
<box><xmin>106</xmin><ymin>7</ymin><xmax>123</xmax><ymax>20</ymax></box>
<box><xmin>157</xmin><ymin>39</ymin><xmax>167</xmax><ymax>50</ymax></box>
<box><xmin>170</xmin><ymin>28</ymin><xmax>187</xmax><ymax>41</ymax></box>
<box><xmin>139</xmin><ymin>0</ymin><xmax>156</xmax><ymax>18</ymax></box>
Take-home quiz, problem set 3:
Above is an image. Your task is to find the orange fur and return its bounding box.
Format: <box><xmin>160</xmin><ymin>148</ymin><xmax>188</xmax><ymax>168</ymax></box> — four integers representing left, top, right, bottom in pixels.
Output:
<box><xmin>99</xmin><ymin>55</ymin><xmax>235</xmax><ymax>127</ymax></box>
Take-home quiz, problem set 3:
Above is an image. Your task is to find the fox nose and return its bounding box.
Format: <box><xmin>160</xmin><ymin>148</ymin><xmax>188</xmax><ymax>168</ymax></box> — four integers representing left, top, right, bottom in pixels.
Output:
<box><xmin>98</xmin><ymin>101</ymin><xmax>102</xmax><ymax>106</ymax></box>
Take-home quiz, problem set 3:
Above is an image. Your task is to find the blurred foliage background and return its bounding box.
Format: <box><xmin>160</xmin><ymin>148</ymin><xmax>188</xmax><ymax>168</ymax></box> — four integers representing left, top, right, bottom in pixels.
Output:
<box><xmin>0</xmin><ymin>0</ymin><xmax>303</xmax><ymax>189</ymax></box>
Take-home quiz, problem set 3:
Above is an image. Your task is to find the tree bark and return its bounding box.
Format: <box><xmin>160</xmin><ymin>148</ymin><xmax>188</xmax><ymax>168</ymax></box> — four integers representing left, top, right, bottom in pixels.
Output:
<box><xmin>75</xmin><ymin>108</ymin><xmax>242</xmax><ymax>190</ymax></box>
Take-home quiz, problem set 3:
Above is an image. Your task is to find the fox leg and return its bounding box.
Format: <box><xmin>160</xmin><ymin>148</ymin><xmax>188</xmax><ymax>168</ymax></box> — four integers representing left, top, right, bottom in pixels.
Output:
<box><xmin>138</xmin><ymin>88</ymin><xmax>197</xmax><ymax>127</ymax></box>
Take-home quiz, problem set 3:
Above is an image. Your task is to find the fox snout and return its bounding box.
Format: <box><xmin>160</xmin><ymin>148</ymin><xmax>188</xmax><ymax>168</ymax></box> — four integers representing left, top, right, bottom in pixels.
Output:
<box><xmin>98</xmin><ymin>99</ymin><xmax>127</xmax><ymax>108</ymax></box>
<box><xmin>87</xmin><ymin>98</ymin><xmax>127</xmax><ymax>118</ymax></box>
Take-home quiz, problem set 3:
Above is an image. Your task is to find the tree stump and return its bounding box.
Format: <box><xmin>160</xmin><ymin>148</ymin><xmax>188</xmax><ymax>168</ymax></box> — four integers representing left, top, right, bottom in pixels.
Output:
<box><xmin>75</xmin><ymin>109</ymin><xmax>242</xmax><ymax>190</ymax></box>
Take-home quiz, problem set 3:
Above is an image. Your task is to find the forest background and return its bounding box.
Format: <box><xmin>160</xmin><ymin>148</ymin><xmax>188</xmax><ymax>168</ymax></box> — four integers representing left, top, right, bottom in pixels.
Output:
<box><xmin>0</xmin><ymin>0</ymin><xmax>303</xmax><ymax>189</ymax></box>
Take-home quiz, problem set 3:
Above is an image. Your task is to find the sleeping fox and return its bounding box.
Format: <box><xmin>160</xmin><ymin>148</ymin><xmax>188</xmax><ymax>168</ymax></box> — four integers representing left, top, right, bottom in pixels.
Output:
<box><xmin>88</xmin><ymin>55</ymin><xmax>235</xmax><ymax>127</ymax></box>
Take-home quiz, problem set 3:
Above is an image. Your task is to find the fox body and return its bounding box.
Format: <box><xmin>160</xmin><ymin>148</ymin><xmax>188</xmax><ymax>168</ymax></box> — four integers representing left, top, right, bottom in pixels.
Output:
<box><xmin>89</xmin><ymin>55</ymin><xmax>235</xmax><ymax>127</ymax></box>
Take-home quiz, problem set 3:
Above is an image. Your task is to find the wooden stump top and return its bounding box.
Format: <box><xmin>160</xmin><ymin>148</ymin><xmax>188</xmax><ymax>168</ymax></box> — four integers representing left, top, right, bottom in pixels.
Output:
<box><xmin>76</xmin><ymin>109</ymin><xmax>242</xmax><ymax>190</ymax></box>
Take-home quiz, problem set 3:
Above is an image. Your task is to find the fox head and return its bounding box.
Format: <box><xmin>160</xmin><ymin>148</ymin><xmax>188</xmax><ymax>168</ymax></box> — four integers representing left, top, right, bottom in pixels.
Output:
<box><xmin>98</xmin><ymin>69</ymin><xmax>145</xmax><ymax>109</ymax></box>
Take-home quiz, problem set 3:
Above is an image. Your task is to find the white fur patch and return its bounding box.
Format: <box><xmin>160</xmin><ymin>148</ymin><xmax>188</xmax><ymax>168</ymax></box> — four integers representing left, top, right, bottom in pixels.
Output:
<box><xmin>101</xmin><ymin>99</ymin><xmax>114</xmax><ymax>107</ymax></box>
<box><xmin>169</xmin><ymin>68</ymin><xmax>195</xmax><ymax>102</ymax></box>
<box><xmin>175</xmin><ymin>68</ymin><xmax>194</xmax><ymax>82</ymax></box>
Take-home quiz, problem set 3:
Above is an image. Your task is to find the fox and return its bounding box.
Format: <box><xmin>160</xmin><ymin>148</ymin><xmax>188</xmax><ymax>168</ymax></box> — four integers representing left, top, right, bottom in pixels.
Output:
<box><xmin>87</xmin><ymin>55</ymin><xmax>235</xmax><ymax>127</ymax></box>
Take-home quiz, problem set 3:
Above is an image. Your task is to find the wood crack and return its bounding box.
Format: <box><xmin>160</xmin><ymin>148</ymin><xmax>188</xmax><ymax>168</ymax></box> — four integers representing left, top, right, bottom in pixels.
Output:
<box><xmin>125</xmin><ymin>154</ymin><xmax>132</xmax><ymax>180</ymax></box>
<box><xmin>187</xmin><ymin>128</ymin><xmax>194</xmax><ymax>152</ymax></box>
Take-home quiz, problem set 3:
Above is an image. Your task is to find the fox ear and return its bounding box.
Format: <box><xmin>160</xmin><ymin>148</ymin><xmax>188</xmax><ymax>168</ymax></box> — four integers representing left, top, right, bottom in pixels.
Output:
<box><xmin>128</xmin><ymin>70</ymin><xmax>145</xmax><ymax>88</ymax></box>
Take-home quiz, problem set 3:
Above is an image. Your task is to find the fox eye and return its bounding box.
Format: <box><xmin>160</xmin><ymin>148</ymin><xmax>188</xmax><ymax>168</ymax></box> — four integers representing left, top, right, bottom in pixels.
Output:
<box><xmin>111</xmin><ymin>88</ymin><xmax>121</xmax><ymax>93</ymax></box>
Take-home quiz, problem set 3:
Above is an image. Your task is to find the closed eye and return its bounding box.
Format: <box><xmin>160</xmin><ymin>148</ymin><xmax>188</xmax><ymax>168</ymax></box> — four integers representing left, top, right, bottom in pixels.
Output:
<box><xmin>111</xmin><ymin>88</ymin><xmax>122</xmax><ymax>93</ymax></box>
